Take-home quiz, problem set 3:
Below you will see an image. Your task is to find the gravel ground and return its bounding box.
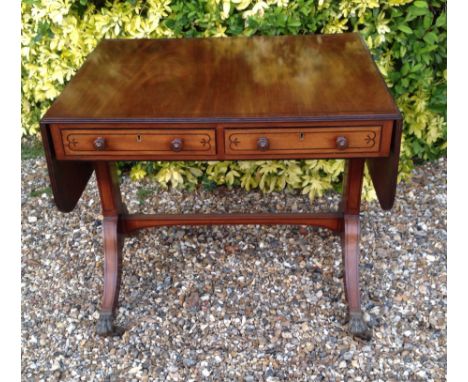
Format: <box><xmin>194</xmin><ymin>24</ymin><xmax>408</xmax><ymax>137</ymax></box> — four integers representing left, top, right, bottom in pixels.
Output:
<box><xmin>21</xmin><ymin>156</ymin><xmax>446</xmax><ymax>381</ymax></box>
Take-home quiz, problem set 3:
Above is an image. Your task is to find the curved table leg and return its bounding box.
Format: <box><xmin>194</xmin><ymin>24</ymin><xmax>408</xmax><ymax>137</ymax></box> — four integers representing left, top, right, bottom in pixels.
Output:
<box><xmin>95</xmin><ymin>162</ymin><xmax>126</xmax><ymax>337</ymax></box>
<box><xmin>342</xmin><ymin>214</ymin><xmax>371</xmax><ymax>340</ymax></box>
<box><xmin>96</xmin><ymin>216</ymin><xmax>125</xmax><ymax>336</ymax></box>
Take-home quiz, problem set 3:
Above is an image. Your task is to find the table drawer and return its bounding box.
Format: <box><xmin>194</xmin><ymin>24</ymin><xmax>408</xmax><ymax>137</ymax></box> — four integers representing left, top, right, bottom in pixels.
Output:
<box><xmin>224</xmin><ymin>126</ymin><xmax>387</xmax><ymax>157</ymax></box>
<box><xmin>54</xmin><ymin>128</ymin><xmax>216</xmax><ymax>159</ymax></box>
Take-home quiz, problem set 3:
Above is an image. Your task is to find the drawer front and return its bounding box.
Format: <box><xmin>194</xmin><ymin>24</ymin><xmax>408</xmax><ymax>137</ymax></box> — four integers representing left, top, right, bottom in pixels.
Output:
<box><xmin>55</xmin><ymin>128</ymin><xmax>216</xmax><ymax>159</ymax></box>
<box><xmin>224</xmin><ymin>126</ymin><xmax>385</xmax><ymax>157</ymax></box>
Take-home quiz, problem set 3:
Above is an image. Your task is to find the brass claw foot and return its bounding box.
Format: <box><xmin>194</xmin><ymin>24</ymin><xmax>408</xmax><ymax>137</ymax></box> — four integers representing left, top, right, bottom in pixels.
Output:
<box><xmin>348</xmin><ymin>311</ymin><xmax>372</xmax><ymax>341</ymax></box>
<box><xmin>96</xmin><ymin>312</ymin><xmax>124</xmax><ymax>337</ymax></box>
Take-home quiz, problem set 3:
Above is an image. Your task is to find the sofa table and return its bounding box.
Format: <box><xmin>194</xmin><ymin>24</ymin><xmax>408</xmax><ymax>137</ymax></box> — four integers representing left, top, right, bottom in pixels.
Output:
<box><xmin>40</xmin><ymin>33</ymin><xmax>402</xmax><ymax>340</ymax></box>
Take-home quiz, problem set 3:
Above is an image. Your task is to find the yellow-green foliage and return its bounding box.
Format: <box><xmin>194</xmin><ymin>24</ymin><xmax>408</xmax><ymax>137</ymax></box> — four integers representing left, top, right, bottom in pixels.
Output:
<box><xmin>22</xmin><ymin>0</ymin><xmax>446</xmax><ymax>200</ymax></box>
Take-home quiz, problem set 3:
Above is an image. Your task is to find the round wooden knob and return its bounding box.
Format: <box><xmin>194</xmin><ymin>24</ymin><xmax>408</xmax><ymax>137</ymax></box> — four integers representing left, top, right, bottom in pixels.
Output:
<box><xmin>257</xmin><ymin>137</ymin><xmax>270</xmax><ymax>151</ymax></box>
<box><xmin>335</xmin><ymin>136</ymin><xmax>348</xmax><ymax>150</ymax></box>
<box><xmin>93</xmin><ymin>137</ymin><xmax>106</xmax><ymax>150</ymax></box>
<box><xmin>170</xmin><ymin>138</ymin><xmax>184</xmax><ymax>152</ymax></box>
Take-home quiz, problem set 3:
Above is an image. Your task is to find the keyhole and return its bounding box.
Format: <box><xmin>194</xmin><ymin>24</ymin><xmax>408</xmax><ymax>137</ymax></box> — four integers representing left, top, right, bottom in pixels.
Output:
<box><xmin>299</xmin><ymin>132</ymin><xmax>305</xmax><ymax>141</ymax></box>
<box><xmin>137</xmin><ymin>134</ymin><xmax>142</xmax><ymax>142</ymax></box>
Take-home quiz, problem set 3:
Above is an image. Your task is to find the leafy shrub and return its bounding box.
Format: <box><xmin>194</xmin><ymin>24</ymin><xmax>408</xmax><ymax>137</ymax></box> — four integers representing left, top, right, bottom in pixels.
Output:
<box><xmin>21</xmin><ymin>0</ymin><xmax>446</xmax><ymax>200</ymax></box>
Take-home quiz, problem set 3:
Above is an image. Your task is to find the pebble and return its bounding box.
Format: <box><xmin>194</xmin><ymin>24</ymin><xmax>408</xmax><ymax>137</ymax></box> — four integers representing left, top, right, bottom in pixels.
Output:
<box><xmin>343</xmin><ymin>351</ymin><xmax>354</xmax><ymax>361</ymax></box>
<box><xmin>185</xmin><ymin>291</ymin><xmax>200</xmax><ymax>311</ymax></box>
<box><xmin>201</xmin><ymin>369</ymin><xmax>211</xmax><ymax>377</ymax></box>
<box><xmin>183</xmin><ymin>358</ymin><xmax>196</xmax><ymax>368</ymax></box>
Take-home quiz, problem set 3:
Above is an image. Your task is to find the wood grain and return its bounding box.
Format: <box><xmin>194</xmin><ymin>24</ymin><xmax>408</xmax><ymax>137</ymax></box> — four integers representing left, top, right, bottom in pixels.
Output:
<box><xmin>225</xmin><ymin>126</ymin><xmax>383</xmax><ymax>156</ymax></box>
<box><xmin>39</xmin><ymin>122</ymin><xmax>93</xmax><ymax>212</ymax></box>
<box><xmin>119</xmin><ymin>213</ymin><xmax>343</xmax><ymax>235</ymax></box>
<box><xmin>341</xmin><ymin>159</ymin><xmax>365</xmax><ymax>215</ymax></box>
<box><xmin>41</xmin><ymin>34</ymin><xmax>400</xmax><ymax>124</ymax></box>
<box><xmin>367</xmin><ymin>119</ymin><xmax>403</xmax><ymax>210</ymax></box>
<box><xmin>48</xmin><ymin>120</ymin><xmax>394</xmax><ymax>161</ymax></box>
<box><xmin>340</xmin><ymin>159</ymin><xmax>371</xmax><ymax>338</ymax></box>
<box><xmin>342</xmin><ymin>214</ymin><xmax>362</xmax><ymax>313</ymax></box>
<box><xmin>94</xmin><ymin>162</ymin><xmax>125</xmax><ymax>336</ymax></box>
<box><xmin>58</xmin><ymin>128</ymin><xmax>216</xmax><ymax>158</ymax></box>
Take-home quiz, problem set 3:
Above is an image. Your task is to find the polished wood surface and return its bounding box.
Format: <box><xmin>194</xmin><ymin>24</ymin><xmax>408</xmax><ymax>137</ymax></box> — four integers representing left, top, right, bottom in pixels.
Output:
<box><xmin>340</xmin><ymin>159</ymin><xmax>371</xmax><ymax>340</ymax></box>
<box><xmin>40</xmin><ymin>34</ymin><xmax>402</xmax><ymax>210</ymax></box>
<box><xmin>40</xmin><ymin>122</ymin><xmax>93</xmax><ymax>212</ymax></box>
<box><xmin>39</xmin><ymin>34</ymin><xmax>403</xmax><ymax>340</ymax></box>
<box><xmin>42</xmin><ymin>33</ymin><xmax>400</xmax><ymax>123</ymax></box>
<box><xmin>48</xmin><ymin>119</ymin><xmax>394</xmax><ymax>161</ymax></box>
<box><xmin>341</xmin><ymin>158</ymin><xmax>365</xmax><ymax>215</ymax></box>
<box><xmin>367</xmin><ymin>119</ymin><xmax>403</xmax><ymax>210</ymax></box>
<box><xmin>94</xmin><ymin>162</ymin><xmax>126</xmax><ymax>336</ymax></box>
<box><xmin>120</xmin><ymin>213</ymin><xmax>343</xmax><ymax>234</ymax></box>
<box><xmin>224</xmin><ymin>126</ymin><xmax>384</xmax><ymax>156</ymax></box>
<box><xmin>54</xmin><ymin>127</ymin><xmax>216</xmax><ymax>159</ymax></box>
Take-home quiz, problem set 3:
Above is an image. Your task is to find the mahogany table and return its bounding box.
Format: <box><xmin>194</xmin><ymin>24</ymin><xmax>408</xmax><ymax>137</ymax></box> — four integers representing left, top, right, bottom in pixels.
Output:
<box><xmin>40</xmin><ymin>33</ymin><xmax>402</xmax><ymax>340</ymax></box>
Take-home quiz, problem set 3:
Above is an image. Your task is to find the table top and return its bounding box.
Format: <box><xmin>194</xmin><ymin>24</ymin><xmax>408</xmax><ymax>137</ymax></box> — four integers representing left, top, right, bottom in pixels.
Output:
<box><xmin>42</xmin><ymin>33</ymin><xmax>400</xmax><ymax>124</ymax></box>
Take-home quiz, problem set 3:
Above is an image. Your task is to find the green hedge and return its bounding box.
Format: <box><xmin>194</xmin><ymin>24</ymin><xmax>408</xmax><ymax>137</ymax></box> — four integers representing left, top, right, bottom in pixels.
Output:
<box><xmin>21</xmin><ymin>0</ymin><xmax>446</xmax><ymax>200</ymax></box>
